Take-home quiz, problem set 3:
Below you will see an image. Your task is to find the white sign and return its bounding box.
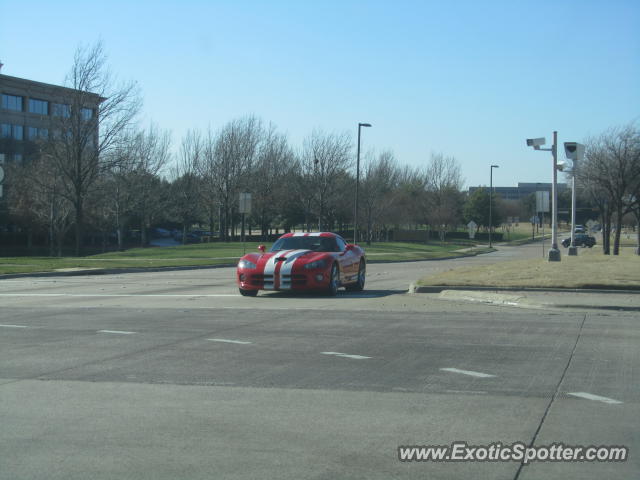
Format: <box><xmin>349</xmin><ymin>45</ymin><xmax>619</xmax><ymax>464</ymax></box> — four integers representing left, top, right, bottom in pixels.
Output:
<box><xmin>467</xmin><ymin>220</ymin><xmax>477</xmax><ymax>239</ymax></box>
<box><xmin>535</xmin><ymin>191</ymin><xmax>549</xmax><ymax>213</ymax></box>
<box><xmin>239</xmin><ymin>192</ymin><xmax>252</xmax><ymax>214</ymax></box>
<box><xmin>530</xmin><ymin>215</ymin><xmax>540</xmax><ymax>224</ymax></box>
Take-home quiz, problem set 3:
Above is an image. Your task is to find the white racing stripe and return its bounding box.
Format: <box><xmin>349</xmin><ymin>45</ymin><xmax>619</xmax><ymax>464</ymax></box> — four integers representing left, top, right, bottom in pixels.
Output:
<box><xmin>262</xmin><ymin>250</ymin><xmax>284</xmax><ymax>290</ymax></box>
<box><xmin>440</xmin><ymin>367</ymin><xmax>496</xmax><ymax>378</ymax></box>
<box><xmin>568</xmin><ymin>392</ymin><xmax>623</xmax><ymax>405</ymax></box>
<box><xmin>278</xmin><ymin>249</ymin><xmax>311</xmax><ymax>289</ymax></box>
<box><xmin>208</xmin><ymin>338</ymin><xmax>252</xmax><ymax>345</ymax></box>
<box><xmin>98</xmin><ymin>330</ymin><xmax>136</xmax><ymax>335</ymax></box>
<box><xmin>321</xmin><ymin>351</ymin><xmax>371</xmax><ymax>360</ymax></box>
<box><xmin>292</xmin><ymin>232</ymin><xmax>323</xmax><ymax>237</ymax></box>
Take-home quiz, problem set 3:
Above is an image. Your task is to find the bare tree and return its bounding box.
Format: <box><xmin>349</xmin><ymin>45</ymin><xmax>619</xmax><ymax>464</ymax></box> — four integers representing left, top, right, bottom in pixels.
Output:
<box><xmin>424</xmin><ymin>153</ymin><xmax>464</xmax><ymax>241</ymax></box>
<box><xmin>171</xmin><ymin>130</ymin><xmax>203</xmax><ymax>243</ymax></box>
<box><xmin>579</xmin><ymin>124</ymin><xmax>640</xmax><ymax>255</ymax></box>
<box><xmin>360</xmin><ymin>150</ymin><xmax>399</xmax><ymax>244</ymax></box>
<box><xmin>7</xmin><ymin>157</ymin><xmax>73</xmax><ymax>256</ymax></box>
<box><xmin>42</xmin><ymin>41</ymin><xmax>141</xmax><ymax>255</ymax></box>
<box><xmin>300</xmin><ymin>129</ymin><xmax>352</xmax><ymax>231</ymax></box>
<box><xmin>197</xmin><ymin>128</ymin><xmax>219</xmax><ymax>239</ymax></box>
<box><xmin>212</xmin><ymin>116</ymin><xmax>263</xmax><ymax>240</ymax></box>
<box><xmin>248</xmin><ymin>125</ymin><xmax>295</xmax><ymax>239</ymax></box>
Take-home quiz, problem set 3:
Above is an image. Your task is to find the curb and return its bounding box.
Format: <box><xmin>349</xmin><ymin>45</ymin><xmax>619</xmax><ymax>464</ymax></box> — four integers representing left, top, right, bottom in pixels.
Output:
<box><xmin>409</xmin><ymin>284</ymin><xmax>640</xmax><ymax>312</ymax></box>
<box><xmin>409</xmin><ymin>284</ymin><xmax>640</xmax><ymax>295</ymax></box>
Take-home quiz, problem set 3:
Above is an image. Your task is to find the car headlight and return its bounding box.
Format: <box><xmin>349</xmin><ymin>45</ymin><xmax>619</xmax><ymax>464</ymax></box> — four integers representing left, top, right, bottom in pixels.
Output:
<box><xmin>304</xmin><ymin>259</ymin><xmax>326</xmax><ymax>269</ymax></box>
<box><xmin>238</xmin><ymin>259</ymin><xmax>257</xmax><ymax>269</ymax></box>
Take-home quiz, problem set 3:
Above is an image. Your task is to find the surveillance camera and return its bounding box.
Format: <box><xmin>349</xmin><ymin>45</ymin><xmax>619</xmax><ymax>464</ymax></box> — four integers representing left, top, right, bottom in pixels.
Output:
<box><xmin>564</xmin><ymin>142</ymin><xmax>585</xmax><ymax>161</ymax></box>
<box><xmin>526</xmin><ymin>137</ymin><xmax>546</xmax><ymax>148</ymax></box>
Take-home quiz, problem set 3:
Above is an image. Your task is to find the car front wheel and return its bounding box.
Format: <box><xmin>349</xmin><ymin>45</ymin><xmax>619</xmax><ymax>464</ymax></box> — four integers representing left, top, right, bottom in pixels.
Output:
<box><xmin>327</xmin><ymin>263</ymin><xmax>339</xmax><ymax>296</ymax></box>
<box><xmin>239</xmin><ymin>288</ymin><xmax>258</xmax><ymax>297</ymax></box>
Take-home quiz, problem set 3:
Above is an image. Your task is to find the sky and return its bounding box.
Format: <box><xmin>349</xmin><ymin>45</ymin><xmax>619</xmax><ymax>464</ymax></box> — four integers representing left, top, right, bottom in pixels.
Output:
<box><xmin>1</xmin><ymin>0</ymin><xmax>638</xmax><ymax>188</ymax></box>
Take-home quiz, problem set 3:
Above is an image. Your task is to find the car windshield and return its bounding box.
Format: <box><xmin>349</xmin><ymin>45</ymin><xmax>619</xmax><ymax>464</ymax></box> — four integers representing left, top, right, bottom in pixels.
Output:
<box><xmin>270</xmin><ymin>236</ymin><xmax>340</xmax><ymax>252</ymax></box>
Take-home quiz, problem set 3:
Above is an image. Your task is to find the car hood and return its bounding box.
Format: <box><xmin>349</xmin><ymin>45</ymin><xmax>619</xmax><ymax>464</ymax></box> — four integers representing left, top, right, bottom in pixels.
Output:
<box><xmin>240</xmin><ymin>249</ymin><xmax>329</xmax><ymax>268</ymax></box>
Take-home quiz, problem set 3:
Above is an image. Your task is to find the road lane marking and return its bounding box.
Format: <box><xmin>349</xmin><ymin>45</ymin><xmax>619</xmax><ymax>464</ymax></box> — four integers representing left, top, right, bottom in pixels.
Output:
<box><xmin>0</xmin><ymin>324</ymin><xmax>30</xmax><ymax>328</ymax></box>
<box><xmin>321</xmin><ymin>351</ymin><xmax>371</xmax><ymax>360</ymax></box>
<box><xmin>567</xmin><ymin>392</ymin><xmax>623</xmax><ymax>405</ymax></box>
<box><xmin>98</xmin><ymin>330</ymin><xmax>137</xmax><ymax>335</ymax></box>
<box><xmin>440</xmin><ymin>368</ymin><xmax>496</xmax><ymax>378</ymax></box>
<box><xmin>0</xmin><ymin>293</ymin><xmax>239</xmax><ymax>297</ymax></box>
<box><xmin>208</xmin><ymin>338</ymin><xmax>252</xmax><ymax>345</ymax></box>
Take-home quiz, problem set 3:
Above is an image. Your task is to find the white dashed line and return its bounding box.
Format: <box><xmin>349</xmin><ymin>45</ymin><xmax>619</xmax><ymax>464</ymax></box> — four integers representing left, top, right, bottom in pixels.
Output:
<box><xmin>0</xmin><ymin>324</ymin><xmax>30</xmax><ymax>328</ymax></box>
<box><xmin>321</xmin><ymin>351</ymin><xmax>371</xmax><ymax>360</ymax></box>
<box><xmin>98</xmin><ymin>330</ymin><xmax>137</xmax><ymax>335</ymax></box>
<box><xmin>208</xmin><ymin>338</ymin><xmax>253</xmax><ymax>345</ymax></box>
<box><xmin>440</xmin><ymin>367</ymin><xmax>496</xmax><ymax>378</ymax></box>
<box><xmin>568</xmin><ymin>392</ymin><xmax>623</xmax><ymax>405</ymax></box>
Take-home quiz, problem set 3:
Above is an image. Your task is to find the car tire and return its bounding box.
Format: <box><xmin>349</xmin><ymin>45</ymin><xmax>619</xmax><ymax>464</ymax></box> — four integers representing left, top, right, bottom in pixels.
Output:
<box><xmin>239</xmin><ymin>288</ymin><xmax>258</xmax><ymax>297</ymax></box>
<box><xmin>327</xmin><ymin>263</ymin><xmax>339</xmax><ymax>296</ymax></box>
<box><xmin>346</xmin><ymin>259</ymin><xmax>365</xmax><ymax>292</ymax></box>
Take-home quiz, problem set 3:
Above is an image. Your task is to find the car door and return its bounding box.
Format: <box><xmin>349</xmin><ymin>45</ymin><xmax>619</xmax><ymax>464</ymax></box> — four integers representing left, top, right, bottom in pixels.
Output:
<box><xmin>336</xmin><ymin>236</ymin><xmax>358</xmax><ymax>280</ymax></box>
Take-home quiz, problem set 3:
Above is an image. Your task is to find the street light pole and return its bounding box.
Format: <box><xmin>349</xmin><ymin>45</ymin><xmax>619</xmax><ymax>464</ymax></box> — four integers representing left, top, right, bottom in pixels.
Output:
<box><xmin>549</xmin><ymin>131</ymin><xmax>561</xmax><ymax>261</ymax></box>
<box><xmin>568</xmin><ymin>162</ymin><xmax>578</xmax><ymax>256</ymax></box>
<box><xmin>563</xmin><ymin>141</ymin><xmax>584</xmax><ymax>257</ymax></box>
<box><xmin>526</xmin><ymin>132</ymin><xmax>560</xmax><ymax>262</ymax></box>
<box><xmin>354</xmin><ymin>122</ymin><xmax>371</xmax><ymax>244</ymax></box>
<box><xmin>489</xmin><ymin>165</ymin><xmax>499</xmax><ymax>248</ymax></box>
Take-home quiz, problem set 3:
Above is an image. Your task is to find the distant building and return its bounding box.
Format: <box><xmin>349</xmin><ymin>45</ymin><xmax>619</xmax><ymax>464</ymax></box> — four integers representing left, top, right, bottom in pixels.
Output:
<box><xmin>1</xmin><ymin>71</ymin><xmax>103</xmax><ymax>228</ymax></box>
<box><xmin>1</xmin><ymin>72</ymin><xmax>102</xmax><ymax>164</ymax></box>
<box><xmin>468</xmin><ymin>182</ymin><xmax>568</xmax><ymax>201</ymax></box>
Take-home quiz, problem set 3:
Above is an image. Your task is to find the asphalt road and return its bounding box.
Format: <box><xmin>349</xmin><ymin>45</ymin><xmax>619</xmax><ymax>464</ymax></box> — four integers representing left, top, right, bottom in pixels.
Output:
<box><xmin>0</xmin><ymin>243</ymin><xmax>637</xmax><ymax>479</ymax></box>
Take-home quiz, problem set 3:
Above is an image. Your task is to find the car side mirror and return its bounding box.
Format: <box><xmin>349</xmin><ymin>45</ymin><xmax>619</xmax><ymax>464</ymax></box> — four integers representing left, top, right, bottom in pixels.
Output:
<box><xmin>345</xmin><ymin>244</ymin><xmax>354</xmax><ymax>251</ymax></box>
<box><xmin>258</xmin><ymin>245</ymin><xmax>266</xmax><ymax>253</ymax></box>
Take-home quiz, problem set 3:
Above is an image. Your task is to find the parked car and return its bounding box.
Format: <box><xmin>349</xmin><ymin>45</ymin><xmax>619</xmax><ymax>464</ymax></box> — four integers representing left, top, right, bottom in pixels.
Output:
<box><xmin>562</xmin><ymin>233</ymin><xmax>596</xmax><ymax>248</ymax></box>
<box><xmin>573</xmin><ymin>225</ymin><xmax>586</xmax><ymax>234</ymax></box>
<box><xmin>236</xmin><ymin>232</ymin><xmax>366</xmax><ymax>297</ymax></box>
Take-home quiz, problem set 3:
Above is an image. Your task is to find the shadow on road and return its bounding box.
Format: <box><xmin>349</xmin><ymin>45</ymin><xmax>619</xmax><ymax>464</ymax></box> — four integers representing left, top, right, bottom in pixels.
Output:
<box><xmin>259</xmin><ymin>289</ymin><xmax>406</xmax><ymax>299</ymax></box>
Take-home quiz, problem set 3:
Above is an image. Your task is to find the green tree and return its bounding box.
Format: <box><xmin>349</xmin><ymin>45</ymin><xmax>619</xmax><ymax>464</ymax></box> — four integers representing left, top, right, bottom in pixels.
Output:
<box><xmin>463</xmin><ymin>187</ymin><xmax>503</xmax><ymax>228</ymax></box>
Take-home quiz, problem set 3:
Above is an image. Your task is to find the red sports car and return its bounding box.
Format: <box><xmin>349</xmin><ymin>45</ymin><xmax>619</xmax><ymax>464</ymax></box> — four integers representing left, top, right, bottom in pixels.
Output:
<box><xmin>236</xmin><ymin>232</ymin><xmax>366</xmax><ymax>296</ymax></box>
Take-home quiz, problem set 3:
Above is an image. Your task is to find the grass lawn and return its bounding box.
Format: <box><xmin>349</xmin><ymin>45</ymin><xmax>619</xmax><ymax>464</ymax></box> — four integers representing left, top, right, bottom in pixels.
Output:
<box><xmin>0</xmin><ymin>241</ymin><xmax>494</xmax><ymax>275</ymax></box>
<box><xmin>417</xmin><ymin>245</ymin><xmax>640</xmax><ymax>290</ymax></box>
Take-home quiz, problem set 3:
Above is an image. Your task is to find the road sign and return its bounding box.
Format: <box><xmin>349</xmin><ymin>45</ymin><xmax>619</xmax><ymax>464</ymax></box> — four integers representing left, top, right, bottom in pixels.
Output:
<box><xmin>530</xmin><ymin>215</ymin><xmax>540</xmax><ymax>224</ymax></box>
<box><xmin>467</xmin><ymin>220</ymin><xmax>477</xmax><ymax>239</ymax></box>
<box><xmin>536</xmin><ymin>191</ymin><xmax>549</xmax><ymax>213</ymax></box>
<box><xmin>239</xmin><ymin>193</ymin><xmax>251</xmax><ymax>214</ymax></box>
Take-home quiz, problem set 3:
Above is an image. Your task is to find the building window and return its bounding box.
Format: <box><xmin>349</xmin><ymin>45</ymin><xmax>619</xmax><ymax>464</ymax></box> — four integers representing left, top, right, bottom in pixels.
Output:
<box><xmin>81</xmin><ymin>108</ymin><xmax>93</xmax><ymax>120</ymax></box>
<box><xmin>52</xmin><ymin>103</ymin><xmax>71</xmax><ymax>117</ymax></box>
<box><xmin>28</xmin><ymin>126</ymin><xmax>49</xmax><ymax>140</ymax></box>
<box><xmin>1</xmin><ymin>94</ymin><xmax>23</xmax><ymax>111</ymax></box>
<box><xmin>1</xmin><ymin>124</ymin><xmax>23</xmax><ymax>140</ymax></box>
<box><xmin>28</xmin><ymin>98</ymin><xmax>49</xmax><ymax>115</ymax></box>
<box><xmin>13</xmin><ymin>153</ymin><xmax>23</xmax><ymax>163</ymax></box>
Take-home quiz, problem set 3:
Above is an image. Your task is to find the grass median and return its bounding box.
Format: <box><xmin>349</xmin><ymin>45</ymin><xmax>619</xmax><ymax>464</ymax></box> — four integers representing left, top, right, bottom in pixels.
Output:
<box><xmin>0</xmin><ymin>241</ymin><xmax>494</xmax><ymax>275</ymax></box>
<box><xmin>417</xmin><ymin>245</ymin><xmax>640</xmax><ymax>290</ymax></box>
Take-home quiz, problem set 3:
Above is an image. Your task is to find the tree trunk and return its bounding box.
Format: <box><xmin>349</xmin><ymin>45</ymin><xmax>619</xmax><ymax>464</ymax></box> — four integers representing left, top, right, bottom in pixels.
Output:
<box><xmin>613</xmin><ymin>209</ymin><xmax>623</xmax><ymax>255</ymax></box>
<box><xmin>602</xmin><ymin>210</ymin><xmax>611</xmax><ymax>255</ymax></box>
<box><xmin>635</xmin><ymin>212</ymin><xmax>640</xmax><ymax>255</ymax></box>
<box><xmin>74</xmin><ymin>199</ymin><xmax>83</xmax><ymax>257</ymax></box>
